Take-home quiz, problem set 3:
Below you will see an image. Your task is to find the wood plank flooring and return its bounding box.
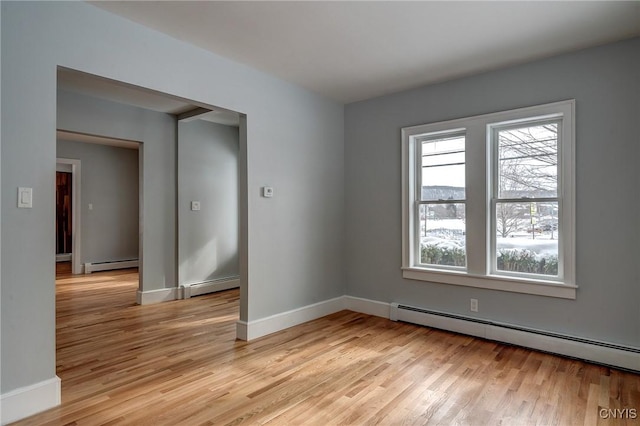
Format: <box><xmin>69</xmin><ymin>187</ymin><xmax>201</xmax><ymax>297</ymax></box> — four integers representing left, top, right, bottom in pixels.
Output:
<box><xmin>12</xmin><ymin>265</ymin><xmax>640</xmax><ymax>425</ymax></box>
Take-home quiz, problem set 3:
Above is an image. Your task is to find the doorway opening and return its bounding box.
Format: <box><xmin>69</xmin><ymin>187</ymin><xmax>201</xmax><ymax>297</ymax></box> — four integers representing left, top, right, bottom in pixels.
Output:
<box><xmin>55</xmin><ymin>156</ymin><xmax>81</xmax><ymax>275</ymax></box>
<box><xmin>57</xmin><ymin>67</ymin><xmax>246</xmax><ymax>310</ymax></box>
<box><xmin>56</xmin><ymin>168</ymin><xmax>72</xmax><ymax>261</ymax></box>
<box><xmin>56</xmin><ymin>131</ymin><xmax>141</xmax><ymax>282</ymax></box>
<box><xmin>55</xmin><ymin>65</ymin><xmax>247</xmax><ymax>407</ymax></box>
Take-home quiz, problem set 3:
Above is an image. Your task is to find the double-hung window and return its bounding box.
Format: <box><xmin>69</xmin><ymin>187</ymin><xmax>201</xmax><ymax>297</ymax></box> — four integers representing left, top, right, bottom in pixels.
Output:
<box><xmin>402</xmin><ymin>100</ymin><xmax>575</xmax><ymax>299</ymax></box>
<box><xmin>417</xmin><ymin>131</ymin><xmax>466</xmax><ymax>269</ymax></box>
<box><xmin>491</xmin><ymin>120</ymin><xmax>561</xmax><ymax>278</ymax></box>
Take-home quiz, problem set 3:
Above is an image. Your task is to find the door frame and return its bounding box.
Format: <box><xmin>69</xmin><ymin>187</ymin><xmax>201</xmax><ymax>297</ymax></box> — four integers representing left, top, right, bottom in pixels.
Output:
<box><xmin>56</xmin><ymin>158</ymin><xmax>82</xmax><ymax>274</ymax></box>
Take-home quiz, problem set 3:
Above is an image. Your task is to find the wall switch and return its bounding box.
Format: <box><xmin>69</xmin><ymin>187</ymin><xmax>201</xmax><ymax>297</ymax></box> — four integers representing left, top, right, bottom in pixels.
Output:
<box><xmin>470</xmin><ymin>298</ymin><xmax>478</xmax><ymax>312</ymax></box>
<box><xmin>18</xmin><ymin>187</ymin><xmax>33</xmax><ymax>208</ymax></box>
<box><xmin>191</xmin><ymin>201</ymin><xmax>201</xmax><ymax>211</ymax></box>
<box><xmin>88</xmin><ymin>203</ymin><xmax>93</xmax><ymax>211</ymax></box>
<box><xmin>262</xmin><ymin>186</ymin><xmax>274</xmax><ymax>198</ymax></box>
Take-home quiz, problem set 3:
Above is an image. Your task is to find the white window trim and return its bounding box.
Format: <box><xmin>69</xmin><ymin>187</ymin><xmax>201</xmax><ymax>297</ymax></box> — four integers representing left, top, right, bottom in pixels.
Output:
<box><xmin>414</xmin><ymin>130</ymin><xmax>467</xmax><ymax>272</ymax></box>
<box><xmin>401</xmin><ymin>100</ymin><xmax>576</xmax><ymax>299</ymax></box>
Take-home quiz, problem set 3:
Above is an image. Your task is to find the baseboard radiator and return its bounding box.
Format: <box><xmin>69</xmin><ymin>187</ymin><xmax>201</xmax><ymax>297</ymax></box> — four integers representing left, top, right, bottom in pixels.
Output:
<box><xmin>181</xmin><ymin>276</ymin><xmax>240</xmax><ymax>299</ymax></box>
<box><xmin>390</xmin><ymin>303</ymin><xmax>640</xmax><ymax>372</ymax></box>
<box><xmin>84</xmin><ymin>259</ymin><xmax>139</xmax><ymax>274</ymax></box>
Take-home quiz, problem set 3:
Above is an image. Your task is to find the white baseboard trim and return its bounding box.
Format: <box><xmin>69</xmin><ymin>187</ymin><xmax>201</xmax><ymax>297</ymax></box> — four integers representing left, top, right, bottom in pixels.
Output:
<box><xmin>137</xmin><ymin>277</ymin><xmax>241</xmax><ymax>305</ymax></box>
<box><xmin>183</xmin><ymin>277</ymin><xmax>240</xmax><ymax>298</ymax></box>
<box><xmin>136</xmin><ymin>287</ymin><xmax>178</xmax><ymax>305</ymax></box>
<box><xmin>136</xmin><ymin>287</ymin><xmax>638</xmax><ymax>371</ymax></box>
<box><xmin>55</xmin><ymin>253</ymin><xmax>71</xmax><ymax>262</ymax></box>
<box><xmin>340</xmin><ymin>296</ymin><xmax>639</xmax><ymax>371</ymax></box>
<box><xmin>236</xmin><ymin>320</ymin><xmax>248</xmax><ymax>341</ymax></box>
<box><xmin>344</xmin><ymin>295</ymin><xmax>390</xmax><ymax>318</ymax></box>
<box><xmin>236</xmin><ymin>296</ymin><xmax>346</xmax><ymax>341</ymax></box>
<box><xmin>1</xmin><ymin>376</ymin><xmax>61</xmax><ymax>425</ymax></box>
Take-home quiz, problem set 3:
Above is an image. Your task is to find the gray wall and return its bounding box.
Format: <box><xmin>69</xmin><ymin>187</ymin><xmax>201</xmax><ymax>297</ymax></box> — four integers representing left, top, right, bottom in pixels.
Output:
<box><xmin>57</xmin><ymin>90</ymin><xmax>177</xmax><ymax>293</ymax></box>
<box><xmin>1</xmin><ymin>1</ymin><xmax>344</xmax><ymax>395</ymax></box>
<box><xmin>178</xmin><ymin>119</ymin><xmax>239</xmax><ymax>285</ymax></box>
<box><xmin>345</xmin><ymin>38</ymin><xmax>640</xmax><ymax>347</ymax></box>
<box><xmin>57</xmin><ymin>140</ymin><xmax>139</xmax><ymax>265</ymax></box>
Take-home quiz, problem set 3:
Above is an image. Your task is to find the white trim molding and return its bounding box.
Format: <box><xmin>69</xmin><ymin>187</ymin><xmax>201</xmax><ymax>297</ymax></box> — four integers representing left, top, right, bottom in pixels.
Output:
<box><xmin>0</xmin><ymin>376</ymin><xmax>61</xmax><ymax>425</ymax></box>
<box><xmin>56</xmin><ymin>253</ymin><xmax>71</xmax><ymax>262</ymax></box>
<box><xmin>137</xmin><ymin>277</ymin><xmax>241</xmax><ymax>305</ymax></box>
<box><xmin>158</xmin><ymin>289</ymin><xmax>638</xmax><ymax>371</ymax></box>
<box><xmin>402</xmin><ymin>268</ymin><xmax>577</xmax><ymax>299</ymax></box>
<box><xmin>236</xmin><ymin>320</ymin><xmax>248</xmax><ymax>341</ymax></box>
<box><xmin>136</xmin><ymin>287</ymin><xmax>178</xmax><ymax>305</ymax></box>
<box><xmin>235</xmin><ymin>296</ymin><xmax>346</xmax><ymax>341</ymax></box>
<box><xmin>344</xmin><ymin>295</ymin><xmax>391</xmax><ymax>318</ymax></box>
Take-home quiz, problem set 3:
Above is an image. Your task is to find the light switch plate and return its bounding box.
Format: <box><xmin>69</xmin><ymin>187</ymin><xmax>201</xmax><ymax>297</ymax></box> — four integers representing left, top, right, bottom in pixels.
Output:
<box><xmin>191</xmin><ymin>201</ymin><xmax>201</xmax><ymax>211</ymax></box>
<box><xmin>263</xmin><ymin>186</ymin><xmax>274</xmax><ymax>198</ymax></box>
<box><xmin>18</xmin><ymin>187</ymin><xmax>33</xmax><ymax>208</ymax></box>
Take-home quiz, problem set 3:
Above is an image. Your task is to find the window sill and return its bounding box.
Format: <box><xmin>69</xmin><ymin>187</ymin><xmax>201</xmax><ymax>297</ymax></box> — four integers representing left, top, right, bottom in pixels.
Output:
<box><xmin>401</xmin><ymin>267</ymin><xmax>577</xmax><ymax>299</ymax></box>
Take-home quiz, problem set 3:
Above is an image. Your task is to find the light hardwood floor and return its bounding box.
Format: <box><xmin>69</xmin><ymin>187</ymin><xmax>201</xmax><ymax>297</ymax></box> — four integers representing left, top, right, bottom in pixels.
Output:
<box><xmin>13</xmin><ymin>265</ymin><xmax>640</xmax><ymax>425</ymax></box>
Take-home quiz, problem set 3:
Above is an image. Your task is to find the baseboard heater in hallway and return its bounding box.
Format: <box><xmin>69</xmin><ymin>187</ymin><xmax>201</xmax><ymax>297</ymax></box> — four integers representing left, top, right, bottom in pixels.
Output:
<box><xmin>84</xmin><ymin>259</ymin><xmax>139</xmax><ymax>274</ymax></box>
<box><xmin>389</xmin><ymin>303</ymin><xmax>640</xmax><ymax>372</ymax></box>
<box><xmin>181</xmin><ymin>276</ymin><xmax>240</xmax><ymax>299</ymax></box>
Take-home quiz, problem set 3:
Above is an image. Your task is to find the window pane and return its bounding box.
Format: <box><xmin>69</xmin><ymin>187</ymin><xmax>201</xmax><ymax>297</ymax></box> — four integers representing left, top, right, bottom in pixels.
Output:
<box><xmin>496</xmin><ymin>201</ymin><xmax>558</xmax><ymax>276</ymax></box>
<box><xmin>498</xmin><ymin>123</ymin><xmax>557</xmax><ymax>198</ymax></box>
<box><xmin>421</xmin><ymin>135</ymin><xmax>465</xmax><ymax>201</ymax></box>
<box><xmin>419</xmin><ymin>203</ymin><xmax>466</xmax><ymax>267</ymax></box>
<box><xmin>422</xmin><ymin>164</ymin><xmax>465</xmax><ymax>199</ymax></box>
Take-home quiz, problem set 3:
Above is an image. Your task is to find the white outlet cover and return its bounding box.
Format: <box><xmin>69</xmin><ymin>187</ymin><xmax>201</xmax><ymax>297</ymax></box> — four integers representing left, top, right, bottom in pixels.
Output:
<box><xmin>191</xmin><ymin>201</ymin><xmax>201</xmax><ymax>211</ymax></box>
<box><xmin>263</xmin><ymin>186</ymin><xmax>274</xmax><ymax>198</ymax></box>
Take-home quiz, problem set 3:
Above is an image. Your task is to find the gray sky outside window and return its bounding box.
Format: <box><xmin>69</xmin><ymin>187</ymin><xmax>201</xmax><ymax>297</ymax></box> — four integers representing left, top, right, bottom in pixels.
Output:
<box><xmin>421</xmin><ymin>134</ymin><xmax>465</xmax><ymax>197</ymax></box>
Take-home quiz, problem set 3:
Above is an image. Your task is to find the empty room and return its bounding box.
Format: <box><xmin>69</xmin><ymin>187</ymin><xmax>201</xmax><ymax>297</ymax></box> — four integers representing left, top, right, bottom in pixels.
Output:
<box><xmin>1</xmin><ymin>1</ymin><xmax>639</xmax><ymax>425</ymax></box>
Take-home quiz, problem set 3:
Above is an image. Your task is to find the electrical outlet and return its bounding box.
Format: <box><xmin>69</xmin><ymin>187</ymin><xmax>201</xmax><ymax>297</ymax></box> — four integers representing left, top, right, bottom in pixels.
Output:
<box><xmin>470</xmin><ymin>298</ymin><xmax>478</xmax><ymax>312</ymax></box>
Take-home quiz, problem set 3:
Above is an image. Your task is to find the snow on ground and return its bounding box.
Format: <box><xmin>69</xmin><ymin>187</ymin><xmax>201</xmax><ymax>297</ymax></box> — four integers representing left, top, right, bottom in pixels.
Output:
<box><xmin>422</xmin><ymin>219</ymin><xmax>558</xmax><ymax>256</ymax></box>
<box><xmin>497</xmin><ymin>237</ymin><xmax>557</xmax><ymax>256</ymax></box>
<box><xmin>425</xmin><ymin>219</ymin><xmax>465</xmax><ymax>231</ymax></box>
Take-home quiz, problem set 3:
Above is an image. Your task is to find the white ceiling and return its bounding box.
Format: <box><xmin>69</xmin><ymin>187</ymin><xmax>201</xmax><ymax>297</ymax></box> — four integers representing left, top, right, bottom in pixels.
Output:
<box><xmin>90</xmin><ymin>1</ymin><xmax>640</xmax><ymax>104</ymax></box>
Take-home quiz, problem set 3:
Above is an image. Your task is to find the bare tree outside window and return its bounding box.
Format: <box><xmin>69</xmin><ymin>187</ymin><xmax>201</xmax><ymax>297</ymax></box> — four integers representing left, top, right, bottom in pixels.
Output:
<box><xmin>498</xmin><ymin>124</ymin><xmax>558</xmax><ymax>199</ymax></box>
<box><xmin>495</xmin><ymin>123</ymin><xmax>559</xmax><ymax>275</ymax></box>
<box><xmin>496</xmin><ymin>202</ymin><xmax>522</xmax><ymax>238</ymax></box>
